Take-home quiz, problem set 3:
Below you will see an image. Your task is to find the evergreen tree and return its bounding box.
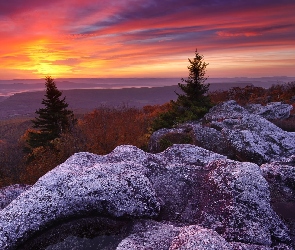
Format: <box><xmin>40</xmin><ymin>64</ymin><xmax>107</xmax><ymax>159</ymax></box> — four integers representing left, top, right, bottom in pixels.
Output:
<box><xmin>27</xmin><ymin>76</ymin><xmax>76</xmax><ymax>149</ymax></box>
<box><xmin>152</xmin><ymin>49</ymin><xmax>213</xmax><ymax>131</ymax></box>
<box><xmin>175</xmin><ymin>49</ymin><xmax>213</xmax><ymax>122</ymax></box>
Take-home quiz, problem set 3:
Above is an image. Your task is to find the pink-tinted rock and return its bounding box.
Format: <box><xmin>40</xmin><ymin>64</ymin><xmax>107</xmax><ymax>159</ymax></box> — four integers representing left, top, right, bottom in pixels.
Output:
<box><xmin>169</xmin><ymin>225</ymin><xmax>231</xmax><ymax>250</ymax></box>
<box><xmin>0</xmin><ymin>145</ymin><xmax>292</xmax><ymax>249</ymax></box>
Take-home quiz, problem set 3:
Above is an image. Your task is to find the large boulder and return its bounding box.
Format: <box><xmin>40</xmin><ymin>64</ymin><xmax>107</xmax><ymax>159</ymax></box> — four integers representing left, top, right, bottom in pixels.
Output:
<box><xmin>149</xmin><ymin>100</ymin><xmax>295</xmax><ymax>165</ymax></box>
<box><xmin>0</xmin><ymin>150</ymin><xmax>161</xmax><ymax>249</ymax></box>
<box><xmin>117</xmin><ymin>221</ymin><xmax>232</xmax><ymax>250</ymax></box>
<box><xmin>202</xmin><ymin>100</ymin><xmax>295</xmax><ymax>164</ymax></box>
<box><xmin>0</xmin><ymin>145</ymin><xmax>292</xmax><ymax>249</ymax></box>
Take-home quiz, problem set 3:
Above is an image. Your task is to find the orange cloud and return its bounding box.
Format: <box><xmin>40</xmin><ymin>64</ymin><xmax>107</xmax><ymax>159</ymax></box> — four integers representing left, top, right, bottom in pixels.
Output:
<box><xmin>0</xmin><ymin>0</ymin><xmax>294</xmax><ymax>79</ymax></box>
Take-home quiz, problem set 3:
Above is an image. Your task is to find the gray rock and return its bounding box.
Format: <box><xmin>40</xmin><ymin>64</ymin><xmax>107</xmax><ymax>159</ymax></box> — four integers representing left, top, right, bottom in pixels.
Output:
<box><xmin>104</xmin><ymin>144</ymin><xmax>228</xmax><ymax>223</ymax></box>
<box><xmin>118</xmin><ymin>221</ymin><xmax>287</xmax><ymax>250</ymax></box>
<box><xmin>203</xmin><ymin>100</ymin><xmax>295</xmax><ymax>164</ymax></box>
<box><xmin>149</xmin><ymin>101</ymin><xmax>295</xmax><ymax>164</ymax></box>
<box><xmin>151</xmin><ymin>145</ymin><xmax>227</xmax><ymax>223</ymax></box>
<box><xmin>148</xmin><ymin>122</ymin><xmax>234</xmax><ymax>157</ymax></box>
<box><xmin>198</xmin><ymin>159</ymin><xmax>290</xmax><ymax>246</ymax></box>
<box><xmin>148</xmin><ymin>126</ymin><xmax>193</xmax><ymax>153</ymax></box>
<box><xmin>246</xmin><ymin>102</ymin><xmax>293</xmax><ymax>120</ymax></box>
<box><xmin>117</xmin><ymin>221</ymin><xmax>232</xmax><ymax>250</ymax></box>
<box><xmin>0</xmin><ymin>184</ymin><xmax>31</xmax><ymax>210</ymax></box>
<box><xmin>0</xmin><ymin>145</ymin><xmax>292</xmax><ymax>249</ymax></box>
<box><xmin>0</xmin><ymin>150</ymin><xmax>161</xmax><ymax>249</ymax></box>
<box><xmin>190</xmin><ymin>122</ymin><xmax>236</xmax><ymax>158</ymax></box>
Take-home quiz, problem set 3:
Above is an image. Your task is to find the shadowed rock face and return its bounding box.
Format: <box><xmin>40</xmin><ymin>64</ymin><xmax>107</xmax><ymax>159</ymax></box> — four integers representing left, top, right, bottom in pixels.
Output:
<box><xmin>0</xmin><ymin>145</ymin><xmax>292</xmax><ymax>249</ymax></box>
<box><xmin>149</xmin><ymin>101</ymin><xmax>295</xmax><ymax>165</ymax></box>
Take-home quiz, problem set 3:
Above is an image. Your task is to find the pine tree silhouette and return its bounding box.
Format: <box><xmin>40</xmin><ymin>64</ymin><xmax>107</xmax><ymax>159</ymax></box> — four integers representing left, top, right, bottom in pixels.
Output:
<box><xmin>27</xmin><ymin>76</ymin><xmax>76</xmax><ymax>149</ymax></box>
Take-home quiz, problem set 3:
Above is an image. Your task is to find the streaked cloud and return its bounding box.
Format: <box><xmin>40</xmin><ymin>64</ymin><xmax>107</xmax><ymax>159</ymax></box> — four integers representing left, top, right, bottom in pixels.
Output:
<box><xmin>0</xmin><ymin>0</ymin><xmax>294</xmax><ymax>79</ymax></box>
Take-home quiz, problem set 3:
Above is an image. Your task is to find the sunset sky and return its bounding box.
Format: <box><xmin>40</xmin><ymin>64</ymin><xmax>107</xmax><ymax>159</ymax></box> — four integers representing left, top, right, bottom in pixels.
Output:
<box><xmin>0</xmin><ymin>0</ymin><xmax>294</xmax><ymax>79</ymax></box>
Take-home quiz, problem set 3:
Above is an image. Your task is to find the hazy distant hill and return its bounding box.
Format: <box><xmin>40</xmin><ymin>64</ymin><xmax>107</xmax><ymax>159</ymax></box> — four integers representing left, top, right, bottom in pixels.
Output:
<box><xmin>1</xmin><ymin>76</ymin><xmax>294</xmax><ymax>97</ymax></box>
<box><xmin>1</xmin><ymin>78</ymin><xmax>293</xmax><ymax>120</ymax></box>
<box><xmin>0</xmin><ymin>86</ymin><xmax>179</xmax><ymax>120</ymax></box>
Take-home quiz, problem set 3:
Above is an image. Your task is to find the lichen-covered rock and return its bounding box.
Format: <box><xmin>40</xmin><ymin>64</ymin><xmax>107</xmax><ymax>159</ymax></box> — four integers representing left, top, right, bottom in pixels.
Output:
<box><xmin>104</xmin><ymin>144</ymin><xmax>227</xmax><ymax>223</ymax></box>
<box><xmin>148</xmin><ymin>101</ymin><xmax>295</xmax><ymax>164</ymax></box>
<box><xmin>0</xmin><ymin>145</ymin><xmax>292</xmax><ymax>249</ymax></box>
<box><xmin>198</xmin><ymin>159</ymin><xmax>291</xmax><ymax>246</ymax></box>
<box><xmin>0</xmin><ymin>184</ymin><xmax>31</xmax><ymax>210</ymax></box>
<box><xmin>246</xmin><ymin>102</ymin><xmax>293</xmax><ymax>120</ymax></box>
<box><xmin>148</xmin><ymin>144</ymin><xmax>227</xmax><ymax>223</ymax></box>
<box><xmin>203</xmin><ymin>100</ymin><xmax>295</xmax><ymax>164</ymax></box>
<box><xmin>169</xmin><ymin>225</ymin><xmax>231</xmax><ymax>250</ymax></box>
<box><xmin>148</xmin><ymin>122</ymin><xmax>234</xmax><ymax>157</ymax></box>
<box><xmin>117</xmin><ymin>220</ymin><xmax>181</xmax><ymax>250</ymax></box>
<box><xmin>190</xmin><ymin>123</ymin><xmax>236</xmax><ymax>158</ymax></box>
<box><xmin>0</xmin><ymin>151</ymin><xmax>161</xmax><ymax>249</ymax></box>
<box><xmin>157</xmin><ymin>144</ymin><xmax>227</xmax><ymax>166</ymax></box>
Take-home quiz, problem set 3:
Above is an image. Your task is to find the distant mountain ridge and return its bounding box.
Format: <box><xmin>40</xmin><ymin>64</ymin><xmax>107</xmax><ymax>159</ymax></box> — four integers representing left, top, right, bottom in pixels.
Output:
<box><xmin>1</xmin><ymin>77</ymin><xmax>294</xmax><ymax>120</ymax></box>
<box><xmin>0</xmin><ymin>86</ymin><xmax>178</xmax><ymax>120</ymax></box>
<box><xmin>1</xmin><ymin>76</ymin><xmax>294</xmax><ymax>97</ymax></box>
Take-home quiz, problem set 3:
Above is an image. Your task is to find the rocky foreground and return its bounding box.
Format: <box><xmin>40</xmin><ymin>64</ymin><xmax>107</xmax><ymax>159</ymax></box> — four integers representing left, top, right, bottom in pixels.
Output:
<box><xmin>0</xmin><ymin>101</ymin><xmax>295</xmax><ymax>249</ymax></box>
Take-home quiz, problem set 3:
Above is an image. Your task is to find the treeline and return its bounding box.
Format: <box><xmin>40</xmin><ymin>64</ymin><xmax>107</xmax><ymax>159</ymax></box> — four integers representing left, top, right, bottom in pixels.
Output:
<box><xmin>209</xmin><ymin>82</ymin><xmax>295</xmax><ymax>106</ymax></box>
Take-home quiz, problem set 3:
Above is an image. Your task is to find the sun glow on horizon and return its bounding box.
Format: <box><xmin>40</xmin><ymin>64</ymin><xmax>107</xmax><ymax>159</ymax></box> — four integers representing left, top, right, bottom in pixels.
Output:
<box><xmin>0</xmin><ymin>1</ymin><xmax>294</xmax><ymax>79</ymax></box>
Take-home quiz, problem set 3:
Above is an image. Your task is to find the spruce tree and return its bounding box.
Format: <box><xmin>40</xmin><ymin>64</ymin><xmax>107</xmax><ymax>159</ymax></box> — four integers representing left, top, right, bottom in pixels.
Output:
<box><xmin>27</xmin><ymin>76</ymin><xmax>75</xmax><ymax>149</ymax></box>
<box><xmin>175</xmin><ymin>49</ymin><xmax>213</xmax><ymax>122</ymax></box>
<box><xmin>152</xmin><ymin>49</ymin><xmax>213</xmax><ymax>131</ymax></box>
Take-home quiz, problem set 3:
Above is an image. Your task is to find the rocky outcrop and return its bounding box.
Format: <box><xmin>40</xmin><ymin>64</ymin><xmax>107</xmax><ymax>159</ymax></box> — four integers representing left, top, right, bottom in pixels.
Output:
<box><xmin>0</xmin><ymin>145</ymin><xmax>292</xmax><ymax>249</ymax></box>
<box><xmin>0</xmin><ymin>150</ymin><xmax>161</xmax><ymax>249</ymax></box>
<box><xmin>245</xmin><ymin>102</ymin><xmax>293</xmax><ymax>120</ymax></box>
<box><xmin>149</xmin><ymin>100</ymin><xmax>295</xmax><ymax>165</ymax></box>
